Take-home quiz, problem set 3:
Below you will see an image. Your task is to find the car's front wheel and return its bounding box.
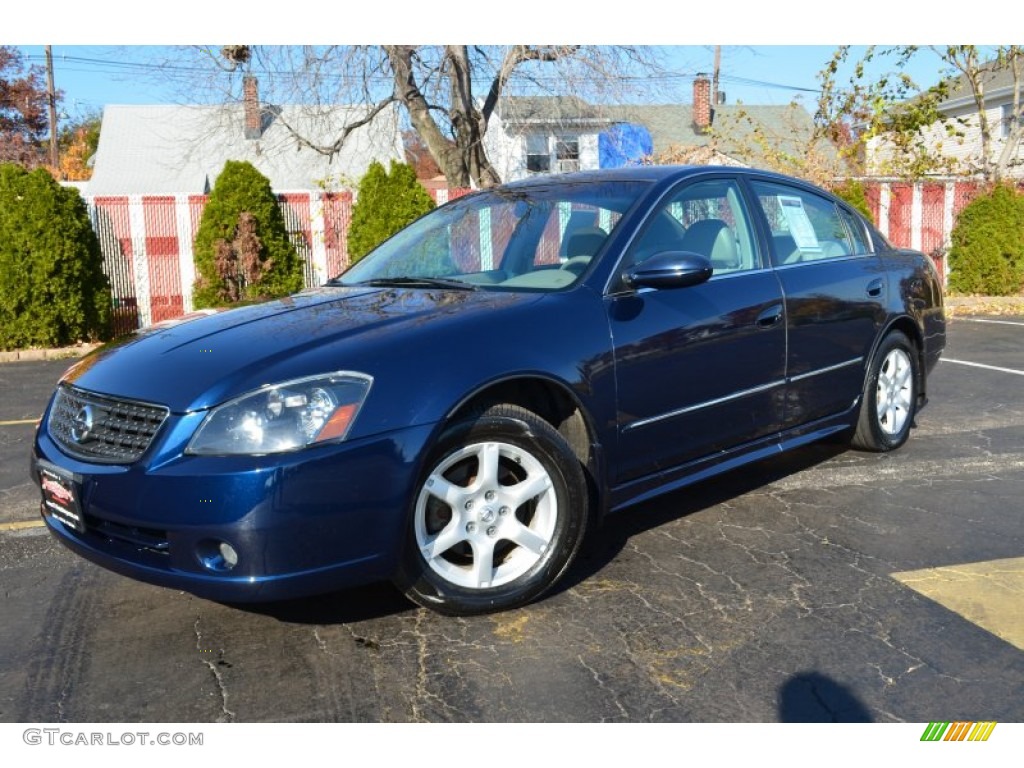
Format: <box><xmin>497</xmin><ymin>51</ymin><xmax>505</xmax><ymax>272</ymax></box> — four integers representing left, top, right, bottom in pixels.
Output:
<box><xmin>394</xmin><ymin>404</ymin><xmax>588</xmax><ymax>615</ymax></box>
<box><xmin>852</xmin><ymin>330</ymin><xmax>920</xmax><ymax>451</ymax></box>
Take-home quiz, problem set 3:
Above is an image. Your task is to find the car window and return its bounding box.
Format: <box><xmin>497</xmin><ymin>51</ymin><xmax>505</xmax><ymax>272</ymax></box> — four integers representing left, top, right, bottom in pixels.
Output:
<box><xmin>752</xmin><ymin>181</ymin><xmax>856</xmax><ymax>266</ymax></box>
<box><xmin>339</xmin><ymin>182</ymin><xmax>647</xmax><ymax>291</ymax></box>
<box><xmin>838</xmin><ymin>206</ymin><xmax>872</xmax><ymax>255</ymax></box>
<box><xmin>625</xmin><ymin>178</ymin><xmax>759</xmax><ymax>275</ymax></box>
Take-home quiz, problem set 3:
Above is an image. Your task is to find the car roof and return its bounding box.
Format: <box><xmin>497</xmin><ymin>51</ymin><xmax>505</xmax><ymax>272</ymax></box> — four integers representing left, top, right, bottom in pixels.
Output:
<box><xmin>500</xmin><ymin>165</ymin><xmax>704</xmax><ymax>187</ymax></box>
<box><xmin>498</xmin><ymin>165</ymin><xmax>836</xmax><ymax>194</ymax></box>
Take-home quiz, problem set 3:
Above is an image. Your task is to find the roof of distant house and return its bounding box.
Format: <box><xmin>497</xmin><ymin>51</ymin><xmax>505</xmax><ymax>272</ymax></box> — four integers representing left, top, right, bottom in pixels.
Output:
<box><xmin>87</xmin><ymin>103</ymin><xmax>404</xmax><ymax>196</ymax></box>
<box><xmin>937</xmin><ymin>59</ymin><xmax>1022</xmax><ymax>109</ymax></box>
<box><xmin>498</xmin><ymin>96</ymin><xmax>609</xmax><ymax>125</ymax></box>
<box><xmin>609</xmin><ymin>103</ymin><xmax>818</xmax><ymax>159</ymax></box>
<box><xmin>498</xmin><ymin>96</ymin><xmax>825</xmax><ymax>165</ymax></box>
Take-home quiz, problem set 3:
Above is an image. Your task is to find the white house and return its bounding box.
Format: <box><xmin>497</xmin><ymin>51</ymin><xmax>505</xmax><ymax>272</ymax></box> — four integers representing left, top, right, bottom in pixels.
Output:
<box><xmin>87</xmin><ymin>77</ymin><xmax>404</xmax><ymax>196</ymax></box>
<box><xmin>866</xmin><ymin>62</ymin><xmax>1024</xmax><ymax>179</ymax></box>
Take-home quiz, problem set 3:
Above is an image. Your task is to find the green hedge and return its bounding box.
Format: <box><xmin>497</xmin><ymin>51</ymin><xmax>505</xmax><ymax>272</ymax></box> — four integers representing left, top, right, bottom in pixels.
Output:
<box><xmin>0</xmin><ymin>164</ymin><xmax>112</xmax><ymax>350</ymax></box>
<box><xmin>192</xmin><ymin>161</ymin><xmax>304</xmax><ymax>308</ymax></box>
<box><xmin>347</xmin><ymin>161</ymin><xmax>435</xmax><ymax>264</ymax></box>
<box><xmin>948</xmin><ymin>185</ymin><xmax>1024</xmax><ymax>296</ymax></box>
<box><xmin>832</xmin><ymin>180</ymin><xmax>875</xmax><ymax>225</ymax></box>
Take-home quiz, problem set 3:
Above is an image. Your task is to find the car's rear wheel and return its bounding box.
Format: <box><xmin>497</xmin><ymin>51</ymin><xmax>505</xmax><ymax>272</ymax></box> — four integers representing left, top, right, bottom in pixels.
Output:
<box><xmin>852</xmin><ymin>330</ymin><xmax>919</xmax><ymax>452</ymax></box>
<box><xmin>394</xmin><ymin>404</ymin><xmax>588</xmax><ymax>615</ymax></box>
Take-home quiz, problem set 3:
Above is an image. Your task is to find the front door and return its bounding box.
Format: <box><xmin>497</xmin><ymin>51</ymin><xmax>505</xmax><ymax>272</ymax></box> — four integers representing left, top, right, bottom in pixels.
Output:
<box><xmin>608</xmin><ymin>177</ymin><xmax>787</xmax><ymax>485</ymax></box>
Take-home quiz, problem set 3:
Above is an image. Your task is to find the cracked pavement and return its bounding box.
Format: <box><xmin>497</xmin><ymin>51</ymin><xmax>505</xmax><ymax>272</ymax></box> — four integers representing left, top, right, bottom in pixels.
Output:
<box><xmin>1</xmin><ymin>318</ymin><xmax>1022</xmax><ymax>722</ymax></box>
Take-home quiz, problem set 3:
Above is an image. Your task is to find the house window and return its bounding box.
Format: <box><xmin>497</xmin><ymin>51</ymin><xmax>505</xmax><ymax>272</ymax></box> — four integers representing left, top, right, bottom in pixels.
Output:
<box><xmin>556</xmin><ymin>136</ymin><xmax>580</xmax><ymax>172</ymax></box>
<box><xmin>526</xmin><ymin>134</ymin><xmax>550</xmax><ymax>173</ymax></box>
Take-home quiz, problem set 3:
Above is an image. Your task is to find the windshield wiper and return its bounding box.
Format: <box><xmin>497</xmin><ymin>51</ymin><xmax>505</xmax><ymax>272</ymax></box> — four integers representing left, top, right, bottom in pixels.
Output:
<box><xmin>343</xmin><ymin>276</ymin><xmax>479</xmax><ymax>291</ymax></box>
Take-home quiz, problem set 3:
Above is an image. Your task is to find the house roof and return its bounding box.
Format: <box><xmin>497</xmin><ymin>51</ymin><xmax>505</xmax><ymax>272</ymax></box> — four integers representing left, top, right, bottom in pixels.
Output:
<box><xmin>88</xmin><ymin>103</ymin><xmax>404</xmax><ymax>196</ymax></box>
<box><xmin>607</xmin><ymin>103</ymin><xmax>818</xmax><ymax>160</ymax></box>
<box><xmin>648</xmin><ymin>144</ymin><xmax>746</xmax><ymax>167</ymax></box>
<box><xmin>939</xmin><ymin>60</ymin><xmax>1020</xmax><ymax>107</ymax></box>
<box><xmin>499</xmin><ymin>97</ymin><xmax>823</xmax><ymax>165</ymax></box>
<box><xmin>498</xmin><ymin>96</ymin><xmax>612</xmax><ymax>125</ymax></box>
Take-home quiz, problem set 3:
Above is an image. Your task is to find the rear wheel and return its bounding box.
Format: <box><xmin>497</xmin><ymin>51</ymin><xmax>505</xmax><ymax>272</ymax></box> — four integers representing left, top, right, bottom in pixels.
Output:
<box><xmin>394</xmin><ymin>404</ymin><xmax>588</xmax><ymax>615</ymax></box>
<box><xmin>852</xmin><ymin>331</ymin><xmax>919</xmax><ymax>452</ymax></box>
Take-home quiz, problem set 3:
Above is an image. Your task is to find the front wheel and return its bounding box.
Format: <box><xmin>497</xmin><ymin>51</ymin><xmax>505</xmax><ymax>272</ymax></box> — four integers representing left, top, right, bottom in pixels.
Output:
<box><xmin>852</xmin><ymin>330</ymin><xmax>920</xmax><ymax>452</ymax></box>
<box><xmin>394</xmin><ymin>404</ymin><xmax>588</xmax><ymax>615</ymax></box>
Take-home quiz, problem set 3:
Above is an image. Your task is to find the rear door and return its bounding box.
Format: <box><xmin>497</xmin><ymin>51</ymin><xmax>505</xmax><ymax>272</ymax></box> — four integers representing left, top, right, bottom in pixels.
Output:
<box><xmin>747</xmin><ymin>178</ymin><xmax>888</xmax><ymax>428</ymax></box>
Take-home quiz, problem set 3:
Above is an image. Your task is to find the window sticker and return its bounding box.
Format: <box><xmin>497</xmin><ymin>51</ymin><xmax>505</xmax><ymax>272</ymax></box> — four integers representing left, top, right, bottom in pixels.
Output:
<box><xmin>778</xmin><ymin>195</ymin><xmax>820</xmax><ymax>251</ymax></box>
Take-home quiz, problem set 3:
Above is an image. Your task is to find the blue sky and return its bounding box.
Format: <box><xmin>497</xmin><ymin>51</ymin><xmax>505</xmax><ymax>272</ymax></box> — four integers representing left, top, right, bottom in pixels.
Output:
<box><xmin>14</xmin><ymin>45</ymin><xmax>964</xmax><ymax>123</ymax></box>
<box><xmin>6</xmin><ymin>0</ymin><xmax>995</xmax><ymax>120</ymax></box>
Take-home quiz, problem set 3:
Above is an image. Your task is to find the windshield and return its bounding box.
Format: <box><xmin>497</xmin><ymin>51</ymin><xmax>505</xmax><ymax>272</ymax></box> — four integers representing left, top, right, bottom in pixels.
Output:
<box><xmin>335</xmin><ymin>180</ymin><xmax>650</xmax><ymax>291</ymax></box>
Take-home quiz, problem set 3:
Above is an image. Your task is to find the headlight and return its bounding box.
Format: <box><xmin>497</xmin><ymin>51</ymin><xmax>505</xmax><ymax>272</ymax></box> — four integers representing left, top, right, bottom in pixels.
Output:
<box><xmin>186</xmin><ymin>372</ymin><xmax>373</xmax><ymax>455</ymax></box>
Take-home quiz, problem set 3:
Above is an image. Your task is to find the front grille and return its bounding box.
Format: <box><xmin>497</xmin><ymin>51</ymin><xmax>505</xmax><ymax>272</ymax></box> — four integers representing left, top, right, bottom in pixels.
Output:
<box><xmin>48</xmin><ymin>384</ymin><xmax>169</xmax><ymax>464</ymax></box>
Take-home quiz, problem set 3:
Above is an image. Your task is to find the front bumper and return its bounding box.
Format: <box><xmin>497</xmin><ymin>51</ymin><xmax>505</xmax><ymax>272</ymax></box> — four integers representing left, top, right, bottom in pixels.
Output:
<box><xmin>31</xmin><ymin>419</ymin><xmax>435</xmax><ymax>603</ymax></box>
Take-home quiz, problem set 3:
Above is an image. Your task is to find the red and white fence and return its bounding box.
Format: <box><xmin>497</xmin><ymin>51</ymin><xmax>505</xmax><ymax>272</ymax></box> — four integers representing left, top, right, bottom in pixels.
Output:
<box><xmin>87</xmin><ymin>189</ymin><xmax>472</xmax><ymax>335</ymax></box>
<box><xmin>83</xmin><ymin>180</ymin><xmax>1009</xmax><ymax>335</ymax></box>
<box><xmin>860</xmin><ymin>179</ymin><xmax>1000</xmax><ymax>283</ymax></box>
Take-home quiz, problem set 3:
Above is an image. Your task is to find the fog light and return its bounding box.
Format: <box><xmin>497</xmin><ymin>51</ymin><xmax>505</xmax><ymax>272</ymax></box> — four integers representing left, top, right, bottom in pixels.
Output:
<box><xmin>197</xmin><ymin>539</ymin><xmax>239</xmax><ymax>572</ymax></box>
<box><xmin>218</xmin><ymin>542</ymin><xmax>238</xmax><ymax>568</ymax></box>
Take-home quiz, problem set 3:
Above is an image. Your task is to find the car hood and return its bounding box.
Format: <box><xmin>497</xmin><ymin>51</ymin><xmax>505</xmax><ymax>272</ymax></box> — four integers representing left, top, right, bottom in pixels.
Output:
<box><xmin>62</xmin><ymin>286</ymin><xmax>543</xmax><ymax>412</ymax></box>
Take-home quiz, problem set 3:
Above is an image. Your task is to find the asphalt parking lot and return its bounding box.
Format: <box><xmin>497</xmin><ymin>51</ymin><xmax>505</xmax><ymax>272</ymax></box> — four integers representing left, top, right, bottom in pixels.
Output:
<box><xmin>1</xmin><ymin>316</ymin><xmax>1022</xmax><ymax>723</ymax></box>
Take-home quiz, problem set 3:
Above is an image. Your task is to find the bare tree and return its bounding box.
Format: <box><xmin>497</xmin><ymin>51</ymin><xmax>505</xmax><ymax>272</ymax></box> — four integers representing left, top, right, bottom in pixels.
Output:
<box><xmin>702</xmin><ymin>47</ymin><xmax>959</xmax><ymax>184</ymax></box>
<box><xmin>175</xmin><ymin>45</ymin><xmax>670</xmax><ymax>188</ymax></box>
<box><xmin>937</xmin><ymin>46</ymin><xmax>1024</xmax><ymax>182</ymax></box>
<box><xmin>841</xmin><ymin>46</ymin><xmax>1023</xmax><ymax>182</ymax></box>
<box><xmin>0</xmin><ymin>46</ymin><xmax>52</xmax><ymax>168</ymax></box>
<box><xmin>703</xmin><ymin>102</ymin><xmax>850</xmax><ymax>188</ymax></box>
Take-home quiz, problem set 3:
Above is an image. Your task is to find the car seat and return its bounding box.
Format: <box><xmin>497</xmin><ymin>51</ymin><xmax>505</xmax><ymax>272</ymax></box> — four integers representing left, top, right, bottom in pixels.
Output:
<box><xmin>680</xmin><ymin>219</ymin><xmax>738</xmax><ymax>272</ymax></box>
<box><xmin>561</xmin><ymin>226</ymin><xmax>607</xmax><ymax>276</ymax></box>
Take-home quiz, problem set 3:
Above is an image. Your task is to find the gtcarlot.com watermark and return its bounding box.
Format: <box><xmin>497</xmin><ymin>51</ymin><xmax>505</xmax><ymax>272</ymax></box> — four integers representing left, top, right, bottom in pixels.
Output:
<box><xmin>23</xmin><ymin>729</ymin><xmax>203</xmax><ymax>747</ymax></box>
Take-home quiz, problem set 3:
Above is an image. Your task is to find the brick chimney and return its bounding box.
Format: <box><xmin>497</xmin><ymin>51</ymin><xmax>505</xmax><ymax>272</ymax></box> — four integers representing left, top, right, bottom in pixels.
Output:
<box><xmin>693</xmin><ymin>74</ymin><xmax>712</xmax><ymax>132</ymax></box>
<box><xmin>243</xmin><ymin>75</ymin><xmax>262</xmax><ymax>140</ymax></box>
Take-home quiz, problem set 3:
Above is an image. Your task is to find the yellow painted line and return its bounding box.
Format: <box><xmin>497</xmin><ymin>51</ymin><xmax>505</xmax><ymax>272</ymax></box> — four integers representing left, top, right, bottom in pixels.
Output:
<box><xmin>0</xmin><ymin>418</ymin><xmax>39</xmax><ymax>426</ymax></box>
<box><xmin>891</xmin><ymin>556</ymin><xmax>1024</xmax><ymax>651</ymax></box>
<box><xmin>0</xmin><ymin>520</ymin><xmax>46</xmax><ymax>532</ymax></box>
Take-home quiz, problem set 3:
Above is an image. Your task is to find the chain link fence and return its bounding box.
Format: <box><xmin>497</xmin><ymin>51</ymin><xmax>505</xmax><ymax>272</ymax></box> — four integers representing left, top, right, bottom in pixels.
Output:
<box><xmin>84</xmin><ymin>180</ymin><xmax>1011</xmax><ymax>334</ymax></box>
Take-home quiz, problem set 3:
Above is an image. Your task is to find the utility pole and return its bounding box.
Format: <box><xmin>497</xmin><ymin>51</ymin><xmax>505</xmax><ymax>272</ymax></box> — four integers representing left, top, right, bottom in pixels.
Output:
<box><xmin>45</xmin><ymin>45</ymin><xmax>59</xmax><ymax>174</ymax></box>
<box><xmin>713</xmin><ymin>45</ymin><xmax>721</xmax><ymax>105</ymax></box>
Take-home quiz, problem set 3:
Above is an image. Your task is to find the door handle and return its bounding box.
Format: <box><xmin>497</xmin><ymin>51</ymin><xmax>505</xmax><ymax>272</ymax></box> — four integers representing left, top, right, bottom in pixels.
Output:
<box><xmin>756</xmin><ymin>304</ymin><xmax>784</xmax><ymax>328</ymax></box>
<box><xmin>866</xmin><ymin>278</ymin><xmax>884</xmax><ymax>298</ymax></box>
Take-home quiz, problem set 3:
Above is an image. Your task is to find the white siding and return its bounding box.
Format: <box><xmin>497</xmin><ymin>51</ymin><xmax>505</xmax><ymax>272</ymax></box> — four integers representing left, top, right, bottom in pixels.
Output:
<box><xmin>867</xmin><ymin>100</ymin><xmax>1024</xmax><ymax>178</ymax></box>
<box><xmin>484</xmin><ymin>114</ymin><xmax>604</xmax><ymax>182</ymax></box>
<box><xmin>483</xmin><ymin>111</ymin><xmax>527</xmax><ymax>183</ymax></box>
<box><xmin>579</xmin><ymin>133</ymin><xmax>600</xmax><ymax>172</ymax></box>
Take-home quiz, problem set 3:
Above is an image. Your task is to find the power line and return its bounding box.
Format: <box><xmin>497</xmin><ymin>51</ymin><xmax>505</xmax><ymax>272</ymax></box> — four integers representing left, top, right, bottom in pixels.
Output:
<box><xmin>23</xmin><ymin>52</ymin><xmax>823</xmax><ymax>94</ymax></box>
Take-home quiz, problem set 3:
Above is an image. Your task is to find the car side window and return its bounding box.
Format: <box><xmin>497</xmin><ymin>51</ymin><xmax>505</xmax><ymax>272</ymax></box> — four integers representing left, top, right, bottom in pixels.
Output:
<box><xmin>752</xmin><ymin>181</ymin><xmax>856</xmax><ymax>266</ymax></box>
<box><xmin>626</xmin><ymin>179</ymin><xmax>759</xmax><ymax>276</ymax></box>
<box><xmin>838</xmin><ymin>206</ymin><xmax>872</xmax><ymax>255</ymax></box>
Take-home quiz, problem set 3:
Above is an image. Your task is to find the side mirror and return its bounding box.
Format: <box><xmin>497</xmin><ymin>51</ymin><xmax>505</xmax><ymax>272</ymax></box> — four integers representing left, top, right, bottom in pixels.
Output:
<box><xmin>623</xmin><ymin>251</ymin><xmax>713</xmax><ymax>290</ymax></box>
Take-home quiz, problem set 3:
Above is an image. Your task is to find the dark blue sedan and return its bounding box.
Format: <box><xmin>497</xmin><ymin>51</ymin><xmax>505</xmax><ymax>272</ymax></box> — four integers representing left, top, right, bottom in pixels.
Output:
<box><xmin>32</xmin><ymin>166</ymin><xmax>946</xmax><ymax>615</ymax></box>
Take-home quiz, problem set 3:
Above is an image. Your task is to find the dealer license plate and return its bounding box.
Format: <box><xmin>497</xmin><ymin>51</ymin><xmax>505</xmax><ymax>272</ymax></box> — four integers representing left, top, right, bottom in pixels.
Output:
<box><xmin>38</xmin><ymin>461</ymin><xmax>86</xmax><ymax>533</ymax></box>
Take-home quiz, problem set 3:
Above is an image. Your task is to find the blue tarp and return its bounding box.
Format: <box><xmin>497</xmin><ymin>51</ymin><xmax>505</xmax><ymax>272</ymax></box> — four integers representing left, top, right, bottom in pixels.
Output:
<box><xmin>598</xmin><ymin>123</ymin><xmax>653</xmax><ymax>168</ymax></box>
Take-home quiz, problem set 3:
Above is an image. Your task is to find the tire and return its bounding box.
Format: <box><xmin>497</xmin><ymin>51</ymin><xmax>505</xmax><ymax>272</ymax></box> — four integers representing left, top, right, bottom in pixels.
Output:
<box><xmin>394</xmin><ymin>404</ymin><xmax>588</xmax><ymax>615</ymax></box>
<box><xmin>851</xmin><ymin>330</ymin><xmax>919</xmax><ymax>452</ymax></box>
